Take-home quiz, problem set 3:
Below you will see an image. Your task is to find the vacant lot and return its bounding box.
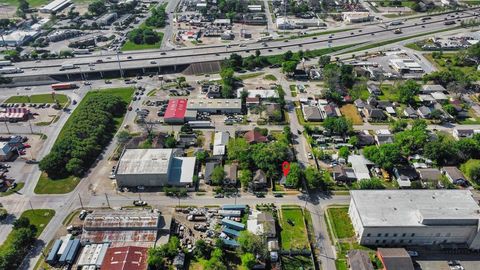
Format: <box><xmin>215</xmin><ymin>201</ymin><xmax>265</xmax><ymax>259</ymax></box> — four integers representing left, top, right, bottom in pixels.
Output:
<box><xmin>327</xmin><ymin>207</ymin><xmax>354</xmax><ymax>239</ymax></box>
<box><xmin>5</xmin><ymin>94</ymin><xmax>69</xmax><ymax>105</ymax></box>
<box><xmin>122</xmin><ymin>33</ymin><xmax>164</xmax><ymax>51</ymax></box>
<box><xmin>279</xmin><ymin>206</ymin><xmax>310</xmax><ymax>250</ymax></box>
<box><xmin>340</xmin><ymin>104</ymin><xmax>363</xmax><ymax>125</ymax></box>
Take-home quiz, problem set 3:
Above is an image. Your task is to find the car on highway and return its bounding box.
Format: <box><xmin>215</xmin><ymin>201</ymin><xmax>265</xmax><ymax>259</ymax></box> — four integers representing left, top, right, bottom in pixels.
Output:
<box><xmin>127</xmin><ymin>56</ymin><xmax>133</xmax><ymax>59</ymax></box>
<box><xmin>150</xmin><ymin>60</ymin><xmax>157</xmax><ymax>64</ymax></box>
<box><xmin>255</xmin><ymin>192</ymin><xmax>265</xmax><ymax>198</ymax></box>
<box><xmin>214</xmin><ymin>194</ymin><xmax>224</xmax><ymax>198</ymax></box>
<box><xmin>26</xmin><ymin>159</ymin><xmax>39</xmax><ymax>164</ymax></box>
<box><xmin>274</xmin><ymin>193</ymin><xmax>283</xmax><ymax>197</ymax></box>
<box><xmin>133</xmin><ymin>200</ymin><xmax>147</xmax><ymax>206</ymax></box>
<box><xmin>104</xmin><ymin>80</ymin><xmax>112</xmax><ymax>84</ymax></box>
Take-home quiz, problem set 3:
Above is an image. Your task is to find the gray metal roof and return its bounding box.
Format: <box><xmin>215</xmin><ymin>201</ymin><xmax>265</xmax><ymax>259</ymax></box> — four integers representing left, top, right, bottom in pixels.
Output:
<box><xmin>117</xmin><ymin>149</ymin><xmax>173</xmax><ymax>175</ymax></box>
<box><xmin>350</xmin><ymin>190</ymin><xmax>480</xmax><ymax>227</ymax></box>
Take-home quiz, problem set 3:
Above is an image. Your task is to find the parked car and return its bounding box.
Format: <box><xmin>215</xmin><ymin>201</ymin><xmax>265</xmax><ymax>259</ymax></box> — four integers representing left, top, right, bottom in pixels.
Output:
<box><xmin>133</xmin><ymin>200</ymin><xmax>147</xmax><ymax>206</ymax></box>
<box><xmin>214</xmin><ymin>194</ymin><xmax>224</xmax><ymax>198</ymax></box>
<box><xmin>79</xmin><ymin>210</ymin><xmax>88</xmax><ymax>220</ymax></box>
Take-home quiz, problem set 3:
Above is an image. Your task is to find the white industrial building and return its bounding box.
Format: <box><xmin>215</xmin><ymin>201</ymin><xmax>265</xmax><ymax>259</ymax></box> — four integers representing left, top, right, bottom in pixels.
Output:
<box><xmin>115</xmin><ymin>148</ymin><xmax>196</xmax><ymax>187</ymax></box>
<box><xmin>0</xmin><ymin>30</ymin><xmax>40</xmax><ymax>46</ymax></box>
<box><xmin>40</xmin><ymin>0</ymin><xmax>71</xmax><ymax>13</ymax></box>
<box><xmin>187</xmin><ymin>99</ymin><xmax>242</xmax><ymax>114</ymax></box>
<box><xmin>349</xmin><ymin>190</ymin><xmax>480</xmax><ymax>250</ymax></box>
<box><xmin>342</xmin><ymin>12</ymin><xmax>373</xmax><ymax>23</ymax></box>
<box><xmin>237</xmin><ymin>88</ymin><xmax>279</xmax><ymax>99</ymax></box>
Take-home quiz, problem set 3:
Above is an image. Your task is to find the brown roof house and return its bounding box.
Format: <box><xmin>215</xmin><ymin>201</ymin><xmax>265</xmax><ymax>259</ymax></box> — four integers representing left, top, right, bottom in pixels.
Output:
<box><xmin>376</xmin><ymin>248</ymin><xmax>414</xmax><ymax>270</ymax></box>
<box><xmin>224</xmin><ymin>163</ymin><xmax>238</xmax><ymax>186</ymax></box>
<box><xmin>347</xmin><ymin>250</ymin><xmax>374</xmax><ymax>270</ymax></box>
<box><xmin>442</xmin><ymin>166</ymin><xmax>468</xmax><ymax>186</ymax></box>
<box><xmin>244</xmin><ymin>130</ymin><xmax>268</xmax><ymax>144</ymax></box>
<box><xmin>250</xmin><ymin>169</ymin><xmax>267</xmax><ymax>191</ymax></box>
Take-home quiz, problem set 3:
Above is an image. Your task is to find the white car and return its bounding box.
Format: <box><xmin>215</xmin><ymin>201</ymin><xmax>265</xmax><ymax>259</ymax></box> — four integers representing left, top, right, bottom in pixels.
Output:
<box><xmin>407</xmin><ymin>250</ymin><xmax>418</xmax><ymax>257</ymax></box>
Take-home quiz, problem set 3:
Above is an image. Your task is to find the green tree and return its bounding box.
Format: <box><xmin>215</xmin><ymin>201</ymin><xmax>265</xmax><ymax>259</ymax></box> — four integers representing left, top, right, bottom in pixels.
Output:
<box><xmin>194</xmin><ymin>239</ymin><xmax>211</xmax><ymax>259</ymax></box>
<box><xmin>148</xmin><ymin>236</ymin><xmax>180</xmax><ymax>268</ymax></box>
<box><xmin>318</xmin><ymin>55</ymin><xmax>331</xmax><ymax>67</ymax></box>
<box><xmin>357</xmin><ymin>177</ymin><xmax>385</xmax><ymax>189</ymax></box>
<box><xmin>305</xmin><ymin>167</ymin><xmax>327</xmax><ymax>190</ymax></box>
<box><xmin>323</xmin><ymin>117</ymin><xmax>352</xmax><ymax>136</ymax></box>
<box><xmin>348</xmin><ymin>136</ymin><xmax>359</xmax><ymax>147</ymax></box>
<box><xmin>88</xmin><ymin>0</ymin><xmax>107</xmax><ymax>15</ymax></box>
<box><xmin>211</xmin><ymin>165</ymin><xmax>225</xmax><ymax>186</ymax></box>
<box><xmin>239</xmin><ymin>169</ymin><xmax>252</xmax><ymax>190</ymax></box>
<box><xmin>220</xmin><ymin>67</ymin><xmax>235</xmax><ymax>98</ymax></box>
<box><xmin>241</xmin><ymin>253</ymin><xmax>256</xmax><ymax>269</ymax></box>
<box><xmin>389</xmin><ymin>119</ymin><xmax>408</xmax><ymax>133</ymax></box>
<box><xmin>443</xmin><ymin>104</ymin><xmax>458</xmax><ymax>116</ymax></box>
<box><xmin>283</xmin><ymin>50</ymin><xmax>293</xmax><ymax>61</ymax></box>
<box><xmin>338</xmin><ymin>146</ymin><xmax>350</xmax><ymax>159</ymax></box>
<box><xmin>282</xmin><ymin>60</ymin><xmax>298</xmax><ymax>75</ymax></box>
<box><xmin>397</xmin><ymin>79</ymin><xmax>420</xmax><ymax>105</ymax></box>
<box><xmin>196</xmin><ymin>151</ymin><xmax>208</xmax><ymax>164</ymax></box>
<box><xmin>285</xmin><ymin>162</ymin><xmax>302</xmax><ymax>188</ymax></box>
<box><xmin>117</xmin><ymin>130</ymin><xmax>131</xmax><ymax>144</ymax></box>
<box><xmin>165</xmin><ymin>135</ymin><xmax>177</xmax><ymax>148</ymax></box>
<box><xmin>363</xmin><ymin>143</ymin><xmax>401</xmax><ymax>170</ymax></box>
<box><xmin>237</xmin><ymin>231</ymin><xmax>267</xmax><ymax>259</ymax></box>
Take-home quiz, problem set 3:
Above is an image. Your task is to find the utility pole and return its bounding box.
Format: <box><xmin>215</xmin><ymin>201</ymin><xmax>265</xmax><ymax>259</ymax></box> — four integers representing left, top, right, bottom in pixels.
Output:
<box><xmin>29</xmin><ymin>200</ymin><xmax>34</xmax><ymax>213</ymax></box>
<box><xmin>27</xmin><ymin>118</ymin><xmax>33</xmax><ymax>134</ymax></box>
<box><xmin>3</xmin><ymin>121</ymin><xmax>10</xmax><ymax>134</ymax></box>
<box><xmin>104</xmin><ymin>193</ymin><xmax>111</xmax><ymax>208</ymax></box>
<box><xmin>78</xmin><ymin>193</ymin><xmax>84</xmax><ymax>209</ymax></box>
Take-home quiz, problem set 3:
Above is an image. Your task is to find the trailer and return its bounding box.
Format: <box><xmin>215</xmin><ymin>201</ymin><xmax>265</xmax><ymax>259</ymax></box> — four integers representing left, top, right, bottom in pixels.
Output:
<box><xmin>65</xmin><ymin>239</ymin><xmax>81</xmax><ymax>264</ymax></box>
<box><xmin>187</xmin><ymin>121</ymin><xmax>214</xmax><ymax>128</ymax></box>
<box><xmin>51</xmin><ymin>83</ymin><xmax>77</xmax><ymax>90</ymax></box>
<box><xmin>0</xmin><ymin>60</ymin><xmax>12</xmax><ymax>66</ymax></box>
<box><xmin>218</xmin><ymin>210</ymin><xmax>242</xmax><ymax>217</ymax></box>
<box><xmin>0</xmin><ymin>67</ymin><xmax>22</xmax><ymax>74</ymax></box>
<box><xmin>60</xmin><ymin>63</ymin><xmax>77</xmax><ymax>70</ymax></box>
<box><xmin>222</xmin><ymin>204</ymin><xmax>247</xmax><ymax>211</ymax></box>
<box><xmin>46</xmin><ymin>239</ymin><xmax>63</xmax><ymax>265</ymax></box>
<box><xmin>73</xmin><ymin>49</ymin><xmax>91</xmax><ymax>55</ymax></box>
<box><xmin>222</xmin><ymin>218</ymin><xmax>245</xmax><ymax>230</ymax></box>
<box><xmin>58</xmin><ymin>239</ymin><xmax>74</xmax><ymax>264</ymax></box>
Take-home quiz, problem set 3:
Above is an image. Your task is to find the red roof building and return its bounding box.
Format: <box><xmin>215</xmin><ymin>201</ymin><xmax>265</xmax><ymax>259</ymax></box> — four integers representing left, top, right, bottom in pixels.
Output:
<box><xmin>244</xmin><ymin>130</ymin><xmax>268</xmax><ymax>144</ymax></box>
<box><xmin>164</xmin><ymin>99</ymin><xmax>187</xmax><ymax>124</ymax></box>
<box><xmin>101</xmin><ymin>246</ymin><xmax>148</xmax><ymax>270</ymax></box>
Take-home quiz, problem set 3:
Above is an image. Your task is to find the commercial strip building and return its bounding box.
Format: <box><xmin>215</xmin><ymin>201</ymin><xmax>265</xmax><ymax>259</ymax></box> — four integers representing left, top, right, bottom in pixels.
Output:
<box><xmin>187</xmin><ymin>99</ymin><xmax>242</xmax><ymax>114</ymax></box>
<box><xmin>115</xmin><ymin>148</ymin><xmax>196</xmax><ymax>187</ymax></box>
<box><xmin>40</xmin><ymin>0</ymin><xmax>71</xmax><ymax>13</ymax></box>
<box><xmin>349</xmin><ymin>190</ymin><xmax>480</xmax><ymax>250</ymax></box>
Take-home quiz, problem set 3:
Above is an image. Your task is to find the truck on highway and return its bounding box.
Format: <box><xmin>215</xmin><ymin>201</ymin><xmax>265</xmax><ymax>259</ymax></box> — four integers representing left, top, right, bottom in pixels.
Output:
<box><xmin>51</xmin><ymin>83</ymin><xmax>77</xmax><ymax>90</ymax></box>
<box><xmin>73</xmin><ymin>49</ymin><xmax>91</xmax><ymax>55</ymax></box>
<box><xmin>389</xmin><ymin>20</ymin><xmax>403</xmax><ymax>26</ymax></box>
<box><xmin>60</xmin><ymin>63</ymin><xmax>77</xmax><ymax>71</ymax></box>
<box><xmin>0</xmin><ymin>67</ymin><xmax>23</xmax><ymax>74</ymax></box>
<box><xmin>444</xmin><ymin>20</ymin><xmax>456</xmax><ymax>25</ymax></box>
<box><xmin>0</xmin><ymin>60</ymin><xmax>12</xmax><ymax>66</ymax></box>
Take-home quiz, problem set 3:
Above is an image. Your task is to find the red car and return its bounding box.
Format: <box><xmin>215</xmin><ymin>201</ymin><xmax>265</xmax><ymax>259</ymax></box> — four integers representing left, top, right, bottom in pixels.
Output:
<box><xmin>23</xmin><ymin>144</ymin><xmax>31</xmax><ymax>148</ymax></box>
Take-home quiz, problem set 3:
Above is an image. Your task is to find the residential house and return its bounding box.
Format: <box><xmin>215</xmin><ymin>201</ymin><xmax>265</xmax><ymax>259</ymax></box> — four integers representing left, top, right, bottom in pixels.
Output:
<box><xmin>417</xmin><ymin>168</ymin><xmax>443</xmax><ymax>184</ymax></box>
<box><xmin>442</xmin><ymin>166</ymin><xmax>468</xmax><ymax>186</ymax></box>
<box><xmin>322</xmin><ymin>104</ymin><xmax>341</xmax><ymax>118</ymax></box>
<box><xmin>246</xmin><ymin>97</ymin><xmax>260</xmax><ymax>108</ymax></box>
<box><xmin>453</xmin><ymin>128</ymin><xmax>474</xmax><ymax>140</ymax></box>
<box><xmin>417</xmin><ymin>106</ymin><xmax>432</xmax><ymax>119</ymax></box>
<box><xmin>393</xmin><ymin>166</ymin><xmax>418</xmax><ymax>188</ymax></box>
<box><xmin>251</xmin><ymin>169</ymin><xmax>267</xmax><ymax>190</ymax></box>
<box><xmin>213</xmin><ymin>131</ymin><xmax>229</xmax><ymax>157</ymax></box>
<box><xmin>354</xmin><ymin>99</ymin><xmax>366</xmax><ymax>109</ymax></box>
<box><xmin>376</xmin><ymin>101</ymin><xmax>392</xmax><ymax>110</ymax></box>
<box><xmin>367</xmin><ymin>97</ymin><xmax>378</xmax><ymax>107</ymax></box>
<box><xmin>367</xmin><ymin>83</ymin><xmax>382</xmax><ymax>95</ymax></box>
<box><xmin>374</xmin><ymin>134</ymin><xmax>394</xmax><ymax>145</ymax></box>
<box><xmin>348</xmin><ymin>155</ymin><xmax>373</xmax><ymax>180</ymax></box>
<box><xmin>224</xmin><ymin>164</ymin><xmax>238</xmax><ymax>186</ymax></box>
<box><xmin>403</xmin><ymin>107</ymin><xmax>418</xmax><ymax>119</ymax></box>
<box><xmin>244</xmin><ymin>130</ymin><xmax>268</xmax><ymax>144</ymax></box>
<box><xmin>421</xmin><ymin>84</ymin><xmax>446</xmax><ymax>94</ymax></box>
<box><xmin>303</xmin><ymin>106</ymin><xmax>323</xmax><ymax>122</ymax></box>
<box><xmin>247</xmin><ymin>210</ymin><xmax>276</xmax><ymax>238</ymax></box>
<box><xmin>376</xmin><ymin>248</ymin><xmax>414</xmax><ymax>270</ymax></box>
<box><xmin>347</xmin><ymin>250</ymin><xmax>374</xmax><ymax>270</ymax></box>
<box><xmin>418</xmin><ymin>94</ymin><xmax>436</xmax><ymax>104</ymax></box>
<box><xmin>333</xmin><ymin>166</ymin><xmax>357</xmax><ymax>184</ymax></box>
<box><xmin>430</xmin><ymin>92</ymin><xmax>448</xmax><ymax>102</ymax></box>
<box><xmin>264</xmin><ymin>103</ymin><xmax>282</xmax><ymax>121</ymax></box>
<box><xmin>357</xmin><ymin>133</ymin><xmax>375</xmax><ymax>146</ymax></box>
<box><xmin>363</xmin><ymin>106</ymin><xmax>386</xmax><ymax>121</ymax></box>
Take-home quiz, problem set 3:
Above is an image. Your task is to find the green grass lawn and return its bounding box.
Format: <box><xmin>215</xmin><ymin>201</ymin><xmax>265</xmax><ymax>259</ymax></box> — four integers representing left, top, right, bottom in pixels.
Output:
<box><xmin>237</xmin><ymin>72</ymin><xmax>264</xmax><ymax>80</ymax></box>
<box><xmin>0</xmin><ymin>182</ymin><xmax>24</xmax><ymax>197</ymax></box>
<box><xmin>121</xmin><ymin>33</ymin><xmax>164</xmax><ymax>51</ymax></box>
<box><xmin>0</xmin><ymin>0</ymin><xmax>49</xmax><ymax>7</ymax></box>
<box><xmin>21</xmin><ymin>209</ymin><xmax>55</xmax><ymax>237</ymax></box>
<box><xmin>378</xmin><ymin>85</ymin><xmax>399</xmax><ymax>102</ymax></box>
<box><xmin>35</xmin><ymin>173</ymin><xmax>80</xmax><ymax>194</ymax></box>
<box><xmin>424</xmin><ymin>53</ymin><xmax>480</xmax><ymax>80</ymax></box>
<box><xmin>5</xmin><ymin>94</ymin><xmax>69</xmax><ymax>105</ymax></box>
<box><xmin>0</xmin><ymin>209</ymin><xmax>55</xmax><ymax>255</ymax></box>
<box><xmin>280</xmin><ymin>206</ymin><xmax>310</xmax><ymax>250</ymax></box>
<box><xmin>327</xmin><ymin>207</ymin><xmax>355</xmax><ymax>239</ymax></box>
<box><xmin>263</xmin><ymin>74</ymin><xmax>277</xmax><ymax>81</ymax></box>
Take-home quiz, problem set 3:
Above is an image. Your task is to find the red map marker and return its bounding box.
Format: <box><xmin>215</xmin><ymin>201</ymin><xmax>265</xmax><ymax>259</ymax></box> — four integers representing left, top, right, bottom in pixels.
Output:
<box><xmin>282</xmin><ymin>161</ymin><xmax>290</xmax><ymax>177</ymax></box>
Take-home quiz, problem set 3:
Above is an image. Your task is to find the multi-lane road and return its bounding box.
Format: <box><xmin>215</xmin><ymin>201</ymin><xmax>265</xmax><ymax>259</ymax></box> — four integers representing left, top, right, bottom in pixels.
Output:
<box><xmin>6</xmin><ymin>8</ymin><xmax>480</xmax><ymax>78</ymax></box>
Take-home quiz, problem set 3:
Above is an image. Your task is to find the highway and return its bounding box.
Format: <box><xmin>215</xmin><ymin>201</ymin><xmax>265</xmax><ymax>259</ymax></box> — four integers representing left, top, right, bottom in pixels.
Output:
<box><xmin>6</xmin><ymin>8</ymin><xmax>480</xmax><ymax>78</ymax></box>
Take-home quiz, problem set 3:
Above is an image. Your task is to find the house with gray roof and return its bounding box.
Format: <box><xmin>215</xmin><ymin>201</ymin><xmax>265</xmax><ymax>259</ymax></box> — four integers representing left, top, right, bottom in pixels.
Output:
<box><xmin>417</xmin><ymin>106</ymin><xmax>432</xmax><ymax>119</ymax></box>
<box><xmin>302</xmin><ymin>106</ymin><xmax>323</xmax><ymax>121</ymax></box>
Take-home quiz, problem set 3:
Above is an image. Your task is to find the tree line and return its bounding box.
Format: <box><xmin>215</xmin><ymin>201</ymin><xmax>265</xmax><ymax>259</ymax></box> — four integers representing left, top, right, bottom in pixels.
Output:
<box><xmin>39</xmin><ymin>93</ymin><xmax>127</xmax><ymax>179</ymax></box>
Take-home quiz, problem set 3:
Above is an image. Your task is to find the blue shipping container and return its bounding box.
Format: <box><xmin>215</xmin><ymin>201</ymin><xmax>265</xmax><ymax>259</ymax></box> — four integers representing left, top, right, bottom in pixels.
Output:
<box><xmin>223</xmin><ymin>227</ymin><xmax>240</xmax><ymax>237</ymax></box>
<box><xmin>58</xmin><ymin>240</ymin><xmax>73</xmax><ymax>264</ymax></box>
<box><xmin>66</xmin><ymin>239</ymin><xmax>81</xmax><ymax>264</ymax></box>
<box><xmin>222</xmin><ymin>204</ymin><xmax>247</xmax><ymax>211</ymax></box>
<box><xmin>46</xmin><ymin>239</ymin><xmax>62</xmax><ymax>264</ymax></box>
<box><xmin>222</xmin><ymin>218</ymin><xmax>245</xmax><ymax>230</ymax></box>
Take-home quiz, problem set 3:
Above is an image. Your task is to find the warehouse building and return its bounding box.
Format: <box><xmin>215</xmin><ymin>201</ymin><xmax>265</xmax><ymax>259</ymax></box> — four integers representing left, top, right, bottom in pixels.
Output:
<box><xmin>187</xmin><ymin>99</ymin><xmax>242</xmax><ymax>114</ymax></box>
<box><xmin>82</xmin><ymin>209</ymin><xmax>172</xmax><ymax>247</ymax></box>
<box><xmin>164</xmin><ymin>99</ymin><xmax>188</xmax><ymax>124</ymax></box>
<box><xmin>116</xmin><ymin>148</ymin><xmax>196</xmax><ymax>187</ymax></box>
<box><xmin>101</xmin><ymin>246</ymin><xmax>148</xmax><ymax>270</ymax></box>
<box><xmin>77</xmin><ymin>243</ymin><xmax>109</xmax><ymax>268</ymax></box>
<box><xmin>349</xmin><ymin>190</ymin><xmax>480</xmax><ymax>250</ymax></box>
<box><xmin>40</xmin><ymin>0</ymin><xmax>71</xmax><ymax>13</ymax></box>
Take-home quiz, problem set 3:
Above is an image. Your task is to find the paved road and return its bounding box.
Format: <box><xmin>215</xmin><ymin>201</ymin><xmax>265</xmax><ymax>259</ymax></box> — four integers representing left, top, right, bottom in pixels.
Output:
<box><xmin>7</xmin><ymin>9</ymin><xmax>479</xmax><ymax>78</ymax></box>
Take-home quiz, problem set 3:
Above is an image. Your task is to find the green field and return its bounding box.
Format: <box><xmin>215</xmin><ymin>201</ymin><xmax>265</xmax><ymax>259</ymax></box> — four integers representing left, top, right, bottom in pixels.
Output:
<box><xmin>35</xmin><ymin>173</ymin><xmax>80</xmax><ymax>194</ymax></box>
<box><xmin>35</xmin><ymin>87</ymin><xmax>133</xmax><ymax>194</ymax></box>
<box><xmin>122</xmin><ymin>32</ymin><xmax>164</xmax><ymax>51</ymax></box>
<box><xmin>279</xmin><ymin>206</ymin><xmax>310</xmax><ymax>250</ymax></box>
<box><xmin>5</xmin><ymin>94</ymin><xmax>69</xmax><ymax>105</ymax></box>
<box><xmin>0</xmin><ymin>209</ymin><xmax>55</xmax><ymax>254</ymax></box>
<box><xmin>263</xmin><ymin>74</ymin><xmax>277</xmax><ymax>81</ymax></box>
<box><xmin>327</xmin><ymin>207</ymin><xmax>355</xmax><ymax>239</ymax></box>
<box><xmin>0</xmin><ymin>0</ymin><xmax>50</xmax><ymax>7</ymax></box>
<box><xmin>281</xmin><ymin>255</ymin><xmax>314</xmax><ymax>270</ymax></box>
